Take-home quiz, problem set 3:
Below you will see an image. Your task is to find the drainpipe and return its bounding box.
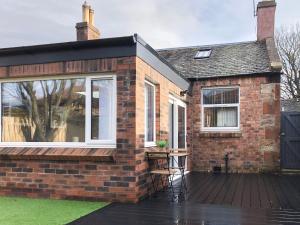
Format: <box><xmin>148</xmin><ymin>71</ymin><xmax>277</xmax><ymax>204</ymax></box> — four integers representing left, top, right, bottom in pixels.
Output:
<box><xmin>224</xmin><ymin>153</ymin><xmax>229</xmax><ymax>174</ymax></box>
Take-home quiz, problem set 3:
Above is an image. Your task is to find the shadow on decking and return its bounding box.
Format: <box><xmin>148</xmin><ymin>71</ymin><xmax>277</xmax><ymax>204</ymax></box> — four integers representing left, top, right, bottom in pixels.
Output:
<box><xmin>69</xmin><ymin>172</ymin><xmax>300</xmax><ymax>225</ymax></box>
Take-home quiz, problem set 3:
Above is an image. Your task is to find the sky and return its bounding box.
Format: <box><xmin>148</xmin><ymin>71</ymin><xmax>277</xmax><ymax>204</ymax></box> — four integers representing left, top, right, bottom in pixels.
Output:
<box><xmin>0</xmin><ymin>0</ymin><xmax>299</xmax><ymax>49</ymax></box>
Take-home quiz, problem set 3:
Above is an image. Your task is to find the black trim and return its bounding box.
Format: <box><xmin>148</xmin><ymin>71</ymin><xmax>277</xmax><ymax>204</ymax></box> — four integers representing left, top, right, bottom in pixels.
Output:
<box><xmin>0</xmin><ymin>36</ymin><xmax>136</xmax><ymax>56</ymax></box>
<box><xmin>0</xmin><ymin>36</ymin><xmax>137</xmax><ymax>67</ymax></box>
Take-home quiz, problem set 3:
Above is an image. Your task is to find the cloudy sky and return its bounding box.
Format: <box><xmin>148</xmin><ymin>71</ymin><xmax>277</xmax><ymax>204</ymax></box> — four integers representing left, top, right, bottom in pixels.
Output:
<box><xmin>0</xmin><ymin>0</ymin><xmax>299</xmax><ymax>49</ymax></box>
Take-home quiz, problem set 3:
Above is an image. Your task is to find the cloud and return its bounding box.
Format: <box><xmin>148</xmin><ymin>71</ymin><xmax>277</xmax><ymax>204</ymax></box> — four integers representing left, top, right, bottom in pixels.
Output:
<box><xmin>0</xmin><ymin>0</ymin><xmax>298</xmax><ymax>49</ymax></box>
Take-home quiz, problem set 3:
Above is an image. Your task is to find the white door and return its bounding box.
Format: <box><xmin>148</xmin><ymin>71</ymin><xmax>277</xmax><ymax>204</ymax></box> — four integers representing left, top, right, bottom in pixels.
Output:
<box><xmin>168</xmin><ymin>96</ymin><xmax>187</xmax><ymax>169</ymax></box>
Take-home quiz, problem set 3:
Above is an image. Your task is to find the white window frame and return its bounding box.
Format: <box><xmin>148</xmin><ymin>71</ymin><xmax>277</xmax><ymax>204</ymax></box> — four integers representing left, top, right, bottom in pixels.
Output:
<box><xmin>0</xmin><ymin>74</ymin><xmax>117</xmax><ymax>148</ymax></box>
<box><xmin>144</xmin><ymin>80</ymin><xmax>156</xmax><ymax>147</ymax></box>
<box><xmin>201</xmin><ymin>86</ymin><xmax>240</xmax><ymax>132</ymax></box>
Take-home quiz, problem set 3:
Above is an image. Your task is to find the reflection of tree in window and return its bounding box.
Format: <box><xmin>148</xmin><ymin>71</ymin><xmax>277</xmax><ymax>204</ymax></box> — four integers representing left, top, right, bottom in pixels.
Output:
<box><xmin>1</xmin><ymin>79</ymin><xmax>85</xmax><ymax>142</ymax></box>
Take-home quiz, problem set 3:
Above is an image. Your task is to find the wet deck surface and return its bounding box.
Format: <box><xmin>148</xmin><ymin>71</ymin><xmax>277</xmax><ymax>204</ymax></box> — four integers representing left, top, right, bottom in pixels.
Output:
<box><xmin>69</xmin><ymin>172</ymin><xmax>300</xmax><ymax>225</ymax></box>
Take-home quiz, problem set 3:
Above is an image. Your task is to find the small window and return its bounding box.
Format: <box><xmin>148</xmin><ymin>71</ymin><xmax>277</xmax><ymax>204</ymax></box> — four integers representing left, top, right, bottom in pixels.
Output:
<box><xmin>144</xmin><ymin>81</ymin><xmax>156</xmax><ymax>146</ymax></box>
<box><xmin>201</xmin><ymin>87</ymin><xmax>240</xmax><ymax>131</ymax></box>
<box><xmin>194</xmin><ymin>49</ymin><xmax>211</xmax><ymax>59</ymax></box>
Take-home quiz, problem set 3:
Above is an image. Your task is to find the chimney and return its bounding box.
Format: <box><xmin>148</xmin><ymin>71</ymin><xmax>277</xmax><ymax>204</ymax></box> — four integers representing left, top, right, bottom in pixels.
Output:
<box><xmin>257</xmin><ymin>0</ymin><xmax>277</xmax><ymax>41</ymax></box>
<box><xmin>76</xmin><ymin>1</ymin><xmax>100</xmax><ymax>41</ymax></box>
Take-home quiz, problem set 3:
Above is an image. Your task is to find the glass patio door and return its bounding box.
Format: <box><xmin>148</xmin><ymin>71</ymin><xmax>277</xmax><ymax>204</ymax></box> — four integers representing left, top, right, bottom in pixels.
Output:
<box><xmin>168</xmin><ymin>96</ymin><xmax>186</xmax><ymax>169</ymax></box>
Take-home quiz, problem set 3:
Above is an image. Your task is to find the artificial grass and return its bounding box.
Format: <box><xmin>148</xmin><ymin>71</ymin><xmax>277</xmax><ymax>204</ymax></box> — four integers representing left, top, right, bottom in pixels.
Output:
<box><xmin>0</xmin><ymin>196</ymin><xmax>108</xmax><ymax>225</ymax></box>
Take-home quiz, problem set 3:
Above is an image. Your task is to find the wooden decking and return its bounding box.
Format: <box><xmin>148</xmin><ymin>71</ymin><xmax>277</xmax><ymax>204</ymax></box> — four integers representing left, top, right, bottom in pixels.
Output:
<box><xmin>69</xmin><ymin>173</ymin><xmax>300</xmax><ymax>225</ymax></box>
<box><xmin>178</xmin><ymin>172</ymin><xmax>300</xmax><ymax>209</ymax></box>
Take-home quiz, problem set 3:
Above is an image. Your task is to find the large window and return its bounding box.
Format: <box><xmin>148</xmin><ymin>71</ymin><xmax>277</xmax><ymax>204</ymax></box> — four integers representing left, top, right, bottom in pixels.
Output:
<box><xmin>0</xmin><ymin>75</ymin><xmax>116</xmax><ymax>147</ymax></box>
<box><xmin>202</xmin><ymin>87</ymin><xmax>240</xmax><ymax>131</ymax></box>
<box><xmin>144</xmin><ymin>81</ymin><xmax>155</xmax><ymax>146</ymax></box>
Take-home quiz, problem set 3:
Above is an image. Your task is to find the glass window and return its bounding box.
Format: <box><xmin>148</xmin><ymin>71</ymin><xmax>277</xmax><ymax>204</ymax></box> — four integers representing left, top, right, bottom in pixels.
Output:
<box><xmin>202</xmin><ymin>87</ymin><xmax>239</xmax><ymax>131</ymax></box>
<box><xmin>0</xmin><ymin>76</ymin><xmax>117</xmax><ymax>146</ymax></box>
<box><xmin>194</xmin><ymin>49</ymin><xmax>211</xmax><ymax>59</ymax></box>
<box><xmin>145</xmin><ymin>82</ymin><xmax>155</xmax><ymax>145</ymax></box>
<box><xmin>91</xmin><ymin>79</ymin><xmax>114</xmax><ymax>141</ymax></box>
<box><xmin>178</xmin><ymin>105</ymin><xmax>186</xmax><ymax>148</ymax></box>
<box><xmin>1</xmin><ymin>78</ymin><xmax>85</xmax><ymax>142</ymax></box>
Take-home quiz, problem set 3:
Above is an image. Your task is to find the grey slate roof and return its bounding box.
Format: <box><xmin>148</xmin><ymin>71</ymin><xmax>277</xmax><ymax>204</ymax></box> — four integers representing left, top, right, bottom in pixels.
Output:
<box><xmin>281</xmin><ymin>99</ymin><xmax>300</xmax><ymax>112</ymax></box>
<box><xmin>157</xmin><ymin>41</ymin><xmax>272</xmax><ymax>79</ymax></box>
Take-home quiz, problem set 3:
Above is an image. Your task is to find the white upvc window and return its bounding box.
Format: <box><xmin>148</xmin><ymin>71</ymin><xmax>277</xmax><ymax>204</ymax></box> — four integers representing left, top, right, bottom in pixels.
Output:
<box><xmin>201</xmin><ymin>86</ymin><xmax>240</xmax><ymax>132</ymax></box>
<box><xmin>0</xmin><ymin>74</ymin><xmax>117</xmax><ymax>148</ymax></box>
<box><xmin>144</xmin><ymin>81</ymin><xmax>156</xmax><ymax>147</ymax></box>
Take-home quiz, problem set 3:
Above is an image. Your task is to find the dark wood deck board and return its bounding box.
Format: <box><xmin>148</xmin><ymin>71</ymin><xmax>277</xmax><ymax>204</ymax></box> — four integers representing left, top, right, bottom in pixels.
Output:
<box><xmin>262</xmin><ymin>175</ymin><xmax>281</xmax><ymax>209</ymax></box>
<box><xmin>232</xmin><ymin>173</ymin><xmax>245</xmax><ymax>207</ymax></box>
<box><xmin>223</xmin><ymin>173</ymin><xmax>240</xmax><ymax>205</ymax></box>
<box><xmin>250</xmin><ymin>174</ymin><xmax>261</xmax><ymax>209</ymax></box>
<box><xmin>69</xmin><ymin>172</ymin><xmax>300</xmax><ymax>225</ymax></box>
<box><xmin>242</xmin><ymin>174</ymin><xmax>252</xmax><ymax>208</ymax></box>
<box><xmin>279</xmin><ymin>176</ymin><xmax>300</xmax><ymax>209</ymax></box>
<box><xmin>189</xmin><ymin>174</ymin><xmax>215</xmax><ymax>202</ymax></box>
<box><xmin>269</xmin><ymin>175</ymin><xmax>290</xmax><ymax>209</ymax></box>
<box><xmin>257</xmin><ymin>175</ymin><xmax>271</xmax><ymax>208</ymax></box>
<box><xmin>213</xmin><ymin>174</ymin><xmax>235</xmax><ymax>205</ymax></box>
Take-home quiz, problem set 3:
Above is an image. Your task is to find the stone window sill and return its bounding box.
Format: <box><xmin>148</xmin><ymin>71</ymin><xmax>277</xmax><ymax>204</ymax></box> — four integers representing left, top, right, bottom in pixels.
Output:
<box><xmin>0</xmin><ymin>148</ymin><xmax>115</xmax><ymax>162</ymax></box>
<box><xmin>199</xmin><ymin>132</ymin><xmax>242</xmax><ymax>138</ymax></box>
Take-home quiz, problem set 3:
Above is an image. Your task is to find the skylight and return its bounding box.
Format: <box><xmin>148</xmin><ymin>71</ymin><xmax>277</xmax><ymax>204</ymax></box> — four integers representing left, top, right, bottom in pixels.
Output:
<box><xmin>194</xmin><ymin>49</ymin><xmax>211</xmax><ymax>59</ymax></box>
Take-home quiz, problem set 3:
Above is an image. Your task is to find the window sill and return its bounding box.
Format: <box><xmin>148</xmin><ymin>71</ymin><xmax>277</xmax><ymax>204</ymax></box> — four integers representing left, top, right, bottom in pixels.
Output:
<box><xmin>199</xmin><ymin>131</ymin><xmax>242</xmax><ymax>138</ymax></box>
<box><xmin>145</xmin><ymin>142</ymin><xmax>157</xmax><ymax>148</ymax></box>
<box><xmin>0</xmin><ymin>147</ymin><xmax>115</xmax><ymax>162</ymax></box>
<box><xmin>0</xmin><ymin>143</ymin><xmax>116</xmax><ymax>149</ymax></box>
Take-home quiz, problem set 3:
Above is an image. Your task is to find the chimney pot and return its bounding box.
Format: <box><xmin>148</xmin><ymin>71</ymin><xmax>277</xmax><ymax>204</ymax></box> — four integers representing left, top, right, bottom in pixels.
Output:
<box><xmin>82</xmin><ymin>1</ymin><xmax>90</xmax><ymax>23</ymax></box>
<box><xmin>76</xmin><ymin>2</ymin><xmax>100</xmax><ymax>41</ymax></box>
<box><xmin>89</xmin><ymin>8</ymin><xmax>95</xmax><ymax>26</ymax></box>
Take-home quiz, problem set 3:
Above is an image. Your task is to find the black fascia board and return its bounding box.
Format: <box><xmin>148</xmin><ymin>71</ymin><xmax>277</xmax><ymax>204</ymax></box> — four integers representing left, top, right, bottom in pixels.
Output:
<box><xmin>135</xmin><ymin>34</ymin><xmax>190</xmax><ymax>90</ymax></box>
<box><xmin>0</xmin><ymin>36</ymin><xmax>137</xmax><ymax>66</ymax></box>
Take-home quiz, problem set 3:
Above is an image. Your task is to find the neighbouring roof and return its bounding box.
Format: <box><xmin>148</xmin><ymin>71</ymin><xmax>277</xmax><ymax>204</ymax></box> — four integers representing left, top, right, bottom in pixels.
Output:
<box><xmin>281</xmin><ymin>99</ymin><xmax>300</xmax><ymax>112</ymax></box>
<box><xmin>157</xmin><ymin>41</ymin><xmax>275</xmax><ymax>79</ymax></box>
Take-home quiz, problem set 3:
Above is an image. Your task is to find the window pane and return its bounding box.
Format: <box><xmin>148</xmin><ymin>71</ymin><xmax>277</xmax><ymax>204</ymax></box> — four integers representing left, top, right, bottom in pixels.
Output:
<box><xmin>1</xmin><ymin>79</ymin><xmax>85</xmax><ymax>142</ymax></box>
<box><xmin>168</xmin><ymin>102</ymin><xmax>174</xmax><ymax>148</ymax></box>
<box><xmin>204</xmin><ymin>107</ymin><xmax>238</xmax><ymax>127</ymax></box>
<box><xmin>178</xmin><ymin>105</ymin><xmax>185</xmax><ymax>148</ymax></box>
<box><xmin>91</xmin><ymin>79</ymin><xmax>114</xmax><ymax>140</ymax></box>
<box><xmin>203</xmin><ymin>88</ymin><xmax>239</xmax><ymax>104</ymax></box>
<box><xmin>195</xmin><ymin>49</ymin><xmax>211</xmax><ymax>59</ymax></box>
<box><xmin>145</xmin><ymin>83</ymin><xmax>155</xmax><ymax>142</ymax></box>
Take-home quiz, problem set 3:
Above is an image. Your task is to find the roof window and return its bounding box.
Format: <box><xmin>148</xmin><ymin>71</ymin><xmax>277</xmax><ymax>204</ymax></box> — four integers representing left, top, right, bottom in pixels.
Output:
<box><xmin>194</xmin><ymin>49</ymin><xmax>211</xmax><ymax>59</ymax></box>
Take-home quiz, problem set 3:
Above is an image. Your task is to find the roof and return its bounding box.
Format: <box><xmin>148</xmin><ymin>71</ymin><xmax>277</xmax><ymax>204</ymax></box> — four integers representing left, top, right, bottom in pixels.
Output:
<box><xmin>0</xmin><ymin>34</ymin><xmax>190</xmax><ymax>90</ymax></box>
<box><xmin>157</xmin><ymin>41</ymin><xmax>274</xmax><ymax>79</ymax></box>
<box><xmin>281</xmin><ymin>99</ymin><xmax>300</xmax><ymax>112</ymax></box>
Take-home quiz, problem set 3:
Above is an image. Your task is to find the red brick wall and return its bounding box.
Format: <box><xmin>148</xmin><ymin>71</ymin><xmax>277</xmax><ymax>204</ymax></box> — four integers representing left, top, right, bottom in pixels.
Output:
<box><xmin>0</xmin><ymin>57</ymin><xmax>139</xmax><ymax>202</ymax></box>
<box><xmin>135</xmin><ymin>57</ymin><xmax>187</xmax><ymax>199</ymax></box>
<box><xmin>0</xmin><ymin>160</ymin><xmax>137</xmax><ymax>201</ymax></box>
<box><xmin>188</xmin><ymin>75</ymin><xmax>281</xmax><ymax>173</ymax></box>
<box><xmin>0</xmin><ymin>56</ymin><xmax>187</xmax><ymax>202</ymax></box>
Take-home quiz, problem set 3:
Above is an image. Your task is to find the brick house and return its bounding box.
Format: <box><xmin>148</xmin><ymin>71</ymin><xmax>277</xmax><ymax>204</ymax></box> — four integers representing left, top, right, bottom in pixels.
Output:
<box><xmin>0</xmin><ymin>0</ymin><xmax>281</xmax><ymax>202</ymax></box>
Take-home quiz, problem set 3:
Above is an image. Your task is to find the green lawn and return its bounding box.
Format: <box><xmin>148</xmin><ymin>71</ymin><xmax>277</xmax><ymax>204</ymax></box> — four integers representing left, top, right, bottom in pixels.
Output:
<box><xmin>0</xmin><ymin>196</ymin><xmax>108</xmax><ymax>225</ymax></box>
